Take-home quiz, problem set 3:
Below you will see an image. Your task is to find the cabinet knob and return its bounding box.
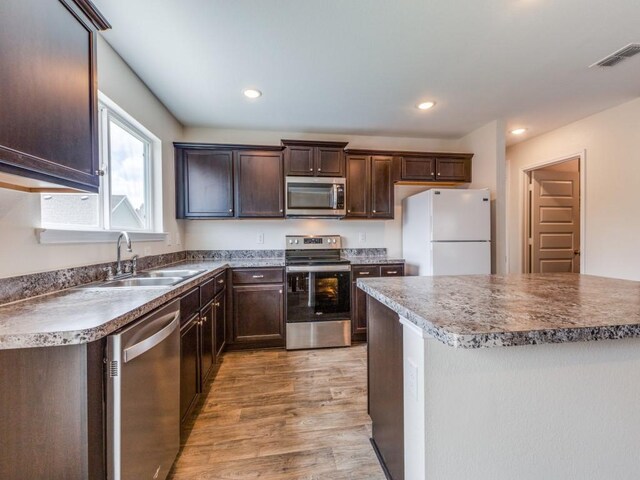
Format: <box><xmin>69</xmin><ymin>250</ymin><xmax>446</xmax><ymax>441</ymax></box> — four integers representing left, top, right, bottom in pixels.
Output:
<box><xmin>95</xmin><ymin>169</ymin><xmax>105</xmax><ymax>176</ymax></box>
<box><xmin>437</xmin><ymin>172</ymin><xmax>440</xmax><ymax>176</ymax></box>
<box><xmin>347</xmin><ymin>210</ymin><xmax>351</xmax><ymax>213</ymax></box>
<box><xmin>218</xmin><ymin>279</ymin><xmax>224</xmax><ymax>284</ymax></box>
<box><xmin>318</xmin><ymin>168</ymin><xmax>322</xmax><ymax>171</ymax></box>
<box><xmin>431</xmin><ymin>171</ymin><xmax>434</xmax><ymax>176</ymax></box>
<box><xmin>373</xmin><ymin>210</ymin><xmax>377</xmax><ymax>213</ymax></box>
<box><xmin>279</xmin><ymin>290</ymin><xmax>283</xmax><ymax>294</ymax></box>
<box><xmin>280</xmin><ymin>209</ymin><xmax>283</xmax><ymax>213</ymax></box>
<box><xmin>228</xmin><ymin>209</ymin><xmax>232</xmax><ymax>212</ymax></box>
<box><xmin>309</xmin><ymin>168</ymin><xmax>313</xmax><ymax>171</ymax></box>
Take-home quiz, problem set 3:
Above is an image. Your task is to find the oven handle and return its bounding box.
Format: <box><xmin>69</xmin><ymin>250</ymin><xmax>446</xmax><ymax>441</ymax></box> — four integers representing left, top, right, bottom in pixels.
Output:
<box><xmin>286</xmin><ymin>265</ymin><xmax>351</xmax><ymax>273</ymax></box>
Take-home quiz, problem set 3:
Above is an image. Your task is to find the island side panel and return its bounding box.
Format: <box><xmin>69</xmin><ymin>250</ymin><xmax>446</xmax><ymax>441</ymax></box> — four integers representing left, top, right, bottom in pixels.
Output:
<box><xmin>367</xmin><ymin>295</ymin><xmax>404</xmax><ymax>480</ymax></box>
<box><xmin>421</xmin><ymin>336</ymin><xmax>640</xmax><ymax>480</ymax></box>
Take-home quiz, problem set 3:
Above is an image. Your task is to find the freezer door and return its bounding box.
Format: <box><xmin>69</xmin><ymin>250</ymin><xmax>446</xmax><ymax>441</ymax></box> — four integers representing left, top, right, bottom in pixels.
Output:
<box><xmin>432</xmin><ymin>242</ymin><xmax>491</xmax><ymax>275</ymax></box>
<box><xmin>431</xmin><ymin>189</ymin><xmax>491</xmax><ymax>241</ymax></box>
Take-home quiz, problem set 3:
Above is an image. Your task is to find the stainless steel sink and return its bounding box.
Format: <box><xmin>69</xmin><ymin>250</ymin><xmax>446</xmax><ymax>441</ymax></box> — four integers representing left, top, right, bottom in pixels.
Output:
<box><xmin>82</xmin><ymin>267</ymin><xmax>207</xmax><ymax>289</ymax></box>
<box><xmin>138</xmin><ymin>269</ymin><xmax>205</xmax><ymax>279</ymax></box>
<box><xmin>94</xmin><ymin>277</ymin><xmax>185</xmax><ymax>288</ymax></box>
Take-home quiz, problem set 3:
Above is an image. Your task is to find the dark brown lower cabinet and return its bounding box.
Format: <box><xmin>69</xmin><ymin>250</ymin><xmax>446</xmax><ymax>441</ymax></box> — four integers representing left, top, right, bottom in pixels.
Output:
<box><xmin>215</xmin><ymin>290</ymin><xmax>226</xmax><ymax>357</ymax></box>
<box><xmin>232</xmin><ymin>283</ymin><xmax>285</xmax><ymax>348</ymax></box>
<box><xmin>199</xmin><ymin>301</ymin><xmax>215</xmax><ymax>386</ymax></box>
<box><xmin>180</xmin><ymin>314</ymin><xmax>200</xmax><ymax>423</ymax></box>
<box><xmin>368</xmin><ymin>296</ymin><xmax>404</xmax><ymax>480</ymax></box>
<box><xmin>352</xmin><ymin>264</ymin><xmax>404</xmax><ymax>342</ymax></box>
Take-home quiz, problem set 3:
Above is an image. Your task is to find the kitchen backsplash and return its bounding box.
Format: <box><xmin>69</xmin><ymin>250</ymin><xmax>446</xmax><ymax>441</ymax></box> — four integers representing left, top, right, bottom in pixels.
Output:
<box><xmin>0</xmin><ymin>248</ymin><xmax>390</xmax><ymax>305</ymax></box>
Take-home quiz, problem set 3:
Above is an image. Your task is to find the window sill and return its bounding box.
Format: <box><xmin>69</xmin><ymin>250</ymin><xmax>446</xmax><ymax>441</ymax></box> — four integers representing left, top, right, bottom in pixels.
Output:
<box><xmin>36</xmin><ymin>228</ymin><xmax>168</xmax><ymax>245</ymax></box>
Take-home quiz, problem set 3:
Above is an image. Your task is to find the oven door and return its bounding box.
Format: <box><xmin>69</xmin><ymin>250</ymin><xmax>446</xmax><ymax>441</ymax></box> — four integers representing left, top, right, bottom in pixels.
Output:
<box><xmin>285</xmin><ymin>177</ymin><xmax>346</xmax><ymax>217</ymax></box>
<box><xmin>286</xmin><ymin>265</ymin><xmax>351</xmax><ymax>323</ymax></box>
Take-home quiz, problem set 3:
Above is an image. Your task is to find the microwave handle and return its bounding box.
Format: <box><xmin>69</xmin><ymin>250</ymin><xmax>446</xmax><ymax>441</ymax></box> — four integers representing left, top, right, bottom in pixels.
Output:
<box><xmin>332</xmin><ymin>184</ymin><xmax>338</xmax><ymax>209</ymax></box>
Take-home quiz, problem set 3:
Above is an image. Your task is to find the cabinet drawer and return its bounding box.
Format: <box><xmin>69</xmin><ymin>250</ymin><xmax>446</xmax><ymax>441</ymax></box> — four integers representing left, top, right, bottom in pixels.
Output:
<box><xmin>180</xmin><ymin>287</ymin><xmax>200</xmax><ymax>325</ymax></box>
<box><xmin>352</xmin><ymin>265</ymin><xmax>380</xmax><ymax>280</ymax></box>
<box><xmin>380</xmin><ymin>264</ymin><xmax>404</xmax><ymax>277</ymax></box>
<box><xmin>200</xmin><ymin>278</ymin><xmax>215</xmax><ymax>306</ymax></box>
<box><xmin>232</xmin><ymin>268</ymin><xmax>284</xmax><ymax>284</ymax></box>
<box><xmin>214</xmin><ymin>271</ymin><xmax>227</xmax><ymax>294</ymax></box>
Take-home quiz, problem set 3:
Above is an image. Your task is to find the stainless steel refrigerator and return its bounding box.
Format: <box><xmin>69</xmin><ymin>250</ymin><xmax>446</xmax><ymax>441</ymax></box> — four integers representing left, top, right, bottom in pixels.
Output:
<box><xmin>402</xmin><ymin>189</ymin><xmax>491</xmax><ymax>276</ymax></box>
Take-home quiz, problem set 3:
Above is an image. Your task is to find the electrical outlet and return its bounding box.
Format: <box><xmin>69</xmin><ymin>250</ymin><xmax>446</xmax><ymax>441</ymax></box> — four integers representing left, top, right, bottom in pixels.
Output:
<box><xmin>407</xmin><ymin>359</ymin><xmax>419</xmax><ymax>401</ymax></box>
<box><xmin>257</xmin><ymin>232</ymin><xmax>264</xmax><ymax>244</ymax></box>
<box><xmin>165</xmin><ymin>232</ymin><xmax>173</xmax><ymax>246</ymax></box>
<box><xmin>358</xmin><ymin>232</ymin><xmax>366</xmax><ymax>244</ymax></box>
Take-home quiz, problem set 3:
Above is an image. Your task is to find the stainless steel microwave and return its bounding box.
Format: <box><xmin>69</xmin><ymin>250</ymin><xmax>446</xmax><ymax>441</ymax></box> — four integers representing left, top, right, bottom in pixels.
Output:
<box><xmin>285</xmin><ymin>176</ymin><xmax>346</xmax><ymax>217</ymax></box>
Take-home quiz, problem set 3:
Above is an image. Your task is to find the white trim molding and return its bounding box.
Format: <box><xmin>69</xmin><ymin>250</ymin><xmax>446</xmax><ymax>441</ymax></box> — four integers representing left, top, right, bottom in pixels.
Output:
<box><xmin>36</xmin><ymin>228</ymin><xmax>168</xmax><ymax>245</ymax></box>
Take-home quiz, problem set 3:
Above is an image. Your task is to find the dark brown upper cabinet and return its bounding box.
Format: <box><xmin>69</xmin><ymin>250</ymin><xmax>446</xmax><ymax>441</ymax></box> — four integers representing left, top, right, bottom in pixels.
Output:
<box><xmin>0</xmin><ymin>0</ymin><xmax>110</xmax><ymax>192</ymax></box>
<box><xmin>345</xmin><ymin>153</ymin><xmax>394</xmax><ymax>219</ymax></box>
<box><xmin>175</xmin><ymin>149</ymin><xmax>234</xmax><ymax>218</ymax></box>
<box><xmin>400</xmin><ymin>155</ymin><xmax>436</xmax><ymax>181</ymax></box>
<box><xmin>174</xmin><ymin>143</ymin><xmax>284</xmax><ymax>219</ymax></box>
<box><xmin>235</xmin><ymin>150</ymin><xmax>284</xmax><ymax>217</ymax></box>
<box><xmin>282</xmin><ymin>140</ymin><xmax>348</xmax><ymax>177</ymax></box>
<box><xmin>435</xmin><ymin>156</ymin><xmax>472</xmax><ymax>182</ymax></box>
<box><xmin>398</xmin><ymin>153</ymin><xmax>473</xmax><ymax>183</ymax></box>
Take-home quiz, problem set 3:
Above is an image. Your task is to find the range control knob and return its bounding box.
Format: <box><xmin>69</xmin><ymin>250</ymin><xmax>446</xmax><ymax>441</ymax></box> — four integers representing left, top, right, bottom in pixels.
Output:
<box><xmin>295</xmin><ymin>239</ymin><xmax>299</xmax><ymax>244</ymax></box>
<box><xmin>289</xmin><ymin>239</ymin><xmax>293</xmax><ymax>244</ymax></box>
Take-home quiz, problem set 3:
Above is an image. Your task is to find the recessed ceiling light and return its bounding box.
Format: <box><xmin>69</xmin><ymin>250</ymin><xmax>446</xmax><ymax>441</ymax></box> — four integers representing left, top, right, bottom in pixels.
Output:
<box><xmin>510</xmin><ymin>128</ymin><xmax>527</xmax><ymax>135</ymax></box>
<box><xmin>417</xmin><ymin>101</ymin><xmax>436</xmax><ymax>110</ymax></box>
<box><xmin>243</xmin><ymin>89</ymin><xmax>262</xmax><ymax>99</ymax></box>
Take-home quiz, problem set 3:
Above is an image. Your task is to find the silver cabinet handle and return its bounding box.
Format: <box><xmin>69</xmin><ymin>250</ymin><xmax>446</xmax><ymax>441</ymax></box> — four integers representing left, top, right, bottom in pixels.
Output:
<box><xmin>359</xmin><ymin>271</ymin><xmax>370</xmax><ymax>275</ymax></box>
<box><xmin>386</xmin><ymin>271</ymin><xmax>398</xmax><ymax>274</ymax></box>
<box><xmin>123</xmin><ymin>312</ymin><xmax>179</xmax><ymax>363</ymax></box>
<box><xmin>218</xmin><ymin>279</ymin><xmax>224</xmax><ymax>284</ymax></box>
<box><xmin>252</xmin><ymin>274</ymin><xmax>264</xmax><ymax>278</ymax></box>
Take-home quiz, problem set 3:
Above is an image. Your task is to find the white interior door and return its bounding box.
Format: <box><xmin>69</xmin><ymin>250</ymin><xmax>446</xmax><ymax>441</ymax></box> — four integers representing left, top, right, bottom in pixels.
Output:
<box><xmin>432</xmin><ymin>242</ymin><xmax>491</xmax><ymax>275</ymax></box>
<box><xmin>432</xmin><ymin>190</ymin><xmax>491</xmax><ymax>241</ymax></box>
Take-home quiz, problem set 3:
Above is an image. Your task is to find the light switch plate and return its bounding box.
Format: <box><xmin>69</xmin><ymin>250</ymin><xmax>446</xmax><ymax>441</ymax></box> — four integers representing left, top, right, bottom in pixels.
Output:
<box><xmin>257</xmin><ymin>232</ymin><xmax>264</xmax><ymax>244</ymax></box>
<box><xmin>359</xmin><ymin>232</ymin><xmax>366</xmax><ymax>244</ymax></box>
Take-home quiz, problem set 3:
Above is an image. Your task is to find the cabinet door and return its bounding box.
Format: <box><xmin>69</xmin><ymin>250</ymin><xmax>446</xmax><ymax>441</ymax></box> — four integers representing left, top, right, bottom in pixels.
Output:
<box><xmin>214</xmin><ymin>291</ymin><xmax>226</xmax><ymax>357</ymax></box>
<box><xmin>436</xmin><ymin>157</ymin><xmax>472</xmax><ymax>182</ymax></box>
<box><xmin>315</xmin><ymin>147</ymin><xmax>345</xmax><ymax>177</ymax></box>
<box><xmin>199</xmin><ymin>303</ymin><xmax>215</xmax><ymax>386</ymax></box>
<box><xmin>346</xmin><ymin>155</ymin><xmax>369</xmax><ymax>218</ymax></box>
<box><xmin>352</xmin><ymin>282</ymin><xmax>369</xmax><ymax>339</ymax></box>
<box><xmin>0</xmin><ymin>0</ymin><xmax>105</xmax><ymax>192</ymax></box>
<box><xmin>232</xmin><ymin>284</ymin><xmax>284</xmax><ymax>345</ymax></box>
<box><xmin>177</xmin><ymin>150</ymin><xmax>234</xmax><ymax>218</ymax></box>
<box><xmin>180</xmin><ymin>316</ymin><xmax>200</xmax><ymax>422</ymax></box>
<box><xmin>370</xmin><ymin>156</ymin><xmax>394</xmax><ymax>218</ymax></box>
<box><xmin>235</xmin><ymin>151</ymin><xmax>284</xmax><ymax>217</ymax></box>
<box><xmin>284</xmin><ymin>145</ymin><xmax>314</xmax><ymax>176</ymax></box>
<box><xmin>400</xmin><ymin>156</ymin><xmax>435</xmax><ymax>181</ymax></box>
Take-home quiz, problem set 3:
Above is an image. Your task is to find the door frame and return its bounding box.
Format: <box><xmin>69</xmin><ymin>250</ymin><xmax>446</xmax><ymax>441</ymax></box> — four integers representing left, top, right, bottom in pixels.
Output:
<box><xmin>520</xmin><ymin>150</ymin><xmax>586</xmax><ymax>274</ymax></box>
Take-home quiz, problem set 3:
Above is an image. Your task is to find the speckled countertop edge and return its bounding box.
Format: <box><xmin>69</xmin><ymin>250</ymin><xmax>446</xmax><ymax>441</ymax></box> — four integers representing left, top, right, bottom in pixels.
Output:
<box><xmin>357</xmin><ymin>275</ymin><xmax>640</xmax><ymax>349</ymax></box>
<box><xmin>0</xmin><ymin>259</ymin><xmax>284</xmax><ymax>350</ymax></box>
<box><xmin>344</xmin><ymin>256</ymin><xmax>405</xmax><ymax>265</ymax></box>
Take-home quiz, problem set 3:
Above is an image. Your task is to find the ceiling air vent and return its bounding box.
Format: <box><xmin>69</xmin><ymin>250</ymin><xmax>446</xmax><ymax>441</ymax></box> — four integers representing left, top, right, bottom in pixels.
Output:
<box><xmin>590</xmin><ymin>43</ymin><xmax>640</xmax><ymax>68</ymax></box>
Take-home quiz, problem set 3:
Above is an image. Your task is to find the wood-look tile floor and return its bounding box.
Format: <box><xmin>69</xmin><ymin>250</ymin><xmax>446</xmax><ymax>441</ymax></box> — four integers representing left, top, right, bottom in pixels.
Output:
<box><xmin>168</xmin><ymin>344</ymin><xmax>385</xmax><ymax>480</ymax></box>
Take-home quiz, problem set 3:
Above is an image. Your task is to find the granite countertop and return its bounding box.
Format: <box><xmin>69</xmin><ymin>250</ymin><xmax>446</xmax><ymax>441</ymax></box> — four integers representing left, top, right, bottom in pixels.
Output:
<box><xmin>357</xmin><ymin>273</ymin><xmax>640</xmax><ymax>349</ymax></box>
<box><xmin>344</xmin><ymin>256</ymin><xmax>405</xmax><ymax>265</ymax></box>
<box><xmin>0</xmin><ymin>259</ymin><xmax>284</xmax><ymax>350</ymax></box>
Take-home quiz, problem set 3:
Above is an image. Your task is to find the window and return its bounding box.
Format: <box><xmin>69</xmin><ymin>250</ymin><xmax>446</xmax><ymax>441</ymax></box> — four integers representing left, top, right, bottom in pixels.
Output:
<box><xmin>40</xmin><ymin>94</ymin><xmax>160</xmax><ymax>235</ymax></box>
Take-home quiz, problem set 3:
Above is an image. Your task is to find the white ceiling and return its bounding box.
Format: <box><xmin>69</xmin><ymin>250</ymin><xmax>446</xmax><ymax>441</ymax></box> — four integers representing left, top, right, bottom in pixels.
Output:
<box><xmin>94</xmin><ymin>0</ymin><xmax>640</xmax><ymax>144</ymax></box>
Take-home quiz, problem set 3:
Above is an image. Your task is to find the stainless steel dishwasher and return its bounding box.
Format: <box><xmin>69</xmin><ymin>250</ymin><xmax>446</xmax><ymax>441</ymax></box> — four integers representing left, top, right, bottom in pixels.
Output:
<box><xmin>106</xmin><ymin>299</ymin><xmax>181</xmax><ymax>480</ymax></box>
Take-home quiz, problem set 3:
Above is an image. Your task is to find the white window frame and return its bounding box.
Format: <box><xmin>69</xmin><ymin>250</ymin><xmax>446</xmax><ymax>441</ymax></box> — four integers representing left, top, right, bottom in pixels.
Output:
<box><xmin>37</xmin><ymin>92</ymin><xmax>167</xmax><ymax>244</ymax></box>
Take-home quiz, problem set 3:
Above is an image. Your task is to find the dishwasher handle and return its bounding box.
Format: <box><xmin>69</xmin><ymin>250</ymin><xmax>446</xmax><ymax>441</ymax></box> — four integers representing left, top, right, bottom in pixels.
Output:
<box><xmin>123</xmin><ymin>311</ymin><xmax>180</xmax><ymax>363</ymax></box>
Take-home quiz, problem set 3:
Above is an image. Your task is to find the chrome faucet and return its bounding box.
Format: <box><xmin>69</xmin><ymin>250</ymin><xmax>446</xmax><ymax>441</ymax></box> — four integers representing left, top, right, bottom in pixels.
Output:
<box><xmin>116</xmin><ymin>231</ymin><xmax>132</xmax><ymax>276</ymax></box>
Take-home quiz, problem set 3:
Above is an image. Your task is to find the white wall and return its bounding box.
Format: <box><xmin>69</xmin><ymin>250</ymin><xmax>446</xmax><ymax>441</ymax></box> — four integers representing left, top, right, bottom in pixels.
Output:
<box><xmin>458</xmin><ymin>120</ymin><xmax>507</xmax><ymax>273</ymax></box>
<box><xmin>182</xmin><ymin>127</ymin><xmax>463</xmax><ymax>256</ymax></box>
<box><xmin>0</xmin><ymin>37</ymin><xmax>184</xmax><ymax>278</ymax></box>
<box><xmin>506</xmin><ymin>97</ymin><xmax>640</xmax><ymax>281</ymax></box>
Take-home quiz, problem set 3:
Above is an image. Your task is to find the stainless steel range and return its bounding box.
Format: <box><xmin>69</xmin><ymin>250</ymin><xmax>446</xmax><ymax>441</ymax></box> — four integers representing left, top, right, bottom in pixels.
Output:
<box><xmin>285</xmin><ymin>235</ymin><xmax>351</xmax><ymax>350</ymax></box>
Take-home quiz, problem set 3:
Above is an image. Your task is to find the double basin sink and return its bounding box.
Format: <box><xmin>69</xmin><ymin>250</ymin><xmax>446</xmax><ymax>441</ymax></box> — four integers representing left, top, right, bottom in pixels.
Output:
<box><xmin>87</xmin><ymin>268</ymin><xmax>206</xmax><ymax>289</ymax></box>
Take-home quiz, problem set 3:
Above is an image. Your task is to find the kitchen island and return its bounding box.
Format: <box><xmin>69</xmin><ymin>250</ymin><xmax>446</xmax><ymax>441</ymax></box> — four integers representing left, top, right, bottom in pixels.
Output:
<box><xmin>358</xmin><ymin>274</ymin><xmax>640</xmax><ymax>480</ymax></box>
